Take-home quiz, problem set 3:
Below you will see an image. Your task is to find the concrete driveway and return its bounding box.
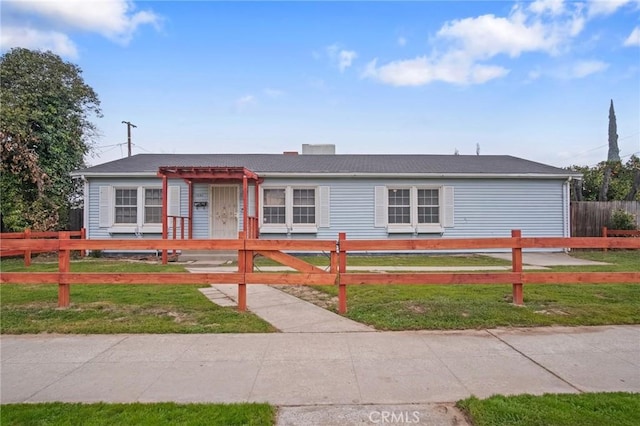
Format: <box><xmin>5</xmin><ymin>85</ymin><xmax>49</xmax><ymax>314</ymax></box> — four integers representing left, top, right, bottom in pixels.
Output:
<box><xmin>485</xmin><ymin>252</ymin><xmax>610</xmax><ymax>266</ymax></box>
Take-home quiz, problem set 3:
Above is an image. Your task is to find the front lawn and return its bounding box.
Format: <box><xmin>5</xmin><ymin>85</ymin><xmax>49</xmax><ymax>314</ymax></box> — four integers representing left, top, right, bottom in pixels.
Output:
<box><xmin>457</xmin><ymin>392</ymin><xmax>640</xmax><ymax>426</ymax></box>
<box><xmin>0</xmin><ymin>259</ymin><xmax>275</xmax><ymax>334</ymax></box>
<box><xmin>312</xmin><ymin>251</ymin><xmax>640</xmax><ymax>330</ymax></box>
<box><xmin>0</xmin><ymin>402</ymin><xmax>274</xmax><ymax>426</ymax></box>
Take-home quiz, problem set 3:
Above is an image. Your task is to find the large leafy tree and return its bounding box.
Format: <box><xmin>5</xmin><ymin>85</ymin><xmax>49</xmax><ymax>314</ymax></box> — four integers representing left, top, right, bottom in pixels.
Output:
<box><xmin>570</xmin><ymin>155</ymin><xmax>640</xmax><ymax>201</ymax></box>
<box><xmin>1</xmin><ymin>48</ymin><xmax>101</xmax><ymax>231</ymax></box>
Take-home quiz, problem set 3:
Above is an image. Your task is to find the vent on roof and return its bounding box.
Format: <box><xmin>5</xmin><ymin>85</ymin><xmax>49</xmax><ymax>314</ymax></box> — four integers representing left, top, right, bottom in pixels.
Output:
<box><xmin>302</xmin><ymin>144</ymin><xmax>335</xmax><ymax>155</ymax></box>
<box><xmin>283</xmin><ymin>151</ymin><xmax>299</xmax><ymax>155</ymax></box>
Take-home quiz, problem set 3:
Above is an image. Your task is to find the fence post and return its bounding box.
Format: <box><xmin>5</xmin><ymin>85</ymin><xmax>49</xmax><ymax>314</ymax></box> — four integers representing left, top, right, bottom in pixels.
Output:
<box><xmin>172</xmin><ymin>217</ymin><xmax>177</xmax><ymax>256</ymax></box>
<box><xmin>602</xmin><ymin>226</ymin><xmax>608</xmax><ymax>252</ymax></box>
<box><xmin>80</xmin><ymin>228</ymin><xmax>86</xmax><ymax>257</ymax></box>
<box><xmin>511</xmin><ymin>229</ymin><xmax>523</xmax><ymax>306</ymax></box>
<box><xmin>237</xmin><ymin>231</ymin><xmax>247</xmax><ymax>312</ymax></box>
<box><xmin>338</xmin><ymin>232</ymin><xmax>347</xmax><ymax>314</ymax></box>
<box><xmin>58</xmin><ymin>231</ymin><xmax>71</xmax><ymax>308</ymax></box>
<box><xmin>24</xmin><ymin>228</ymin><xmax>32</xmax><ymax>267</ymax></box>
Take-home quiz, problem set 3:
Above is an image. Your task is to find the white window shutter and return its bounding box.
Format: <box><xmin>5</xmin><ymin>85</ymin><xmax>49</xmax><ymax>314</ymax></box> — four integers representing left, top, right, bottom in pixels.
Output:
<box><xmin>98</xmin><ymin>186</ymin><xmax>112</xmax><ymax>227</ymax></box>
<box><xmin>442</xmin><ymin>186</ymin><xmax>455</xmax><ymax>228</ymax></box>
<box><xmin>374</xmin><ymin>186</ymin><xmax>387</xmax><ymax>228</ymax></box>
<box><xmin>258</xmin><ymin>187</ymin><xmax>264</xmax><ymax>225</ymax></box>
<box><xmin>168</xmin><ymin>186</ymin><xmax>180</xmax><ymax>216</ymax></box>
<box><xmin>318</xmin><ymin>186</ymin><xmax>330</xmax><ymax>228</ymax></box>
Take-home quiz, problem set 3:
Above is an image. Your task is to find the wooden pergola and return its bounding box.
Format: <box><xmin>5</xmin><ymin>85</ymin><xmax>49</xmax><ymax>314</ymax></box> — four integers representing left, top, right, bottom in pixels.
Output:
<box><xmin>157</xmin><ymin>166</ymin><xmax>262</xmax><ymax>262</ymax></box>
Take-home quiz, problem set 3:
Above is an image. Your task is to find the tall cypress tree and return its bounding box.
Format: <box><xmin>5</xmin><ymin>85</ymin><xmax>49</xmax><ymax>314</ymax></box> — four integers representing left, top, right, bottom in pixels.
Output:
<box><xmin>607</xmin><ymin>100</ymin><xmax>620</xmax><ymax>162</ymax></box>
<box><xmin>599</xmin><ymin>99</ymin><xmax>621</xmax><ymax>201</ymax></box>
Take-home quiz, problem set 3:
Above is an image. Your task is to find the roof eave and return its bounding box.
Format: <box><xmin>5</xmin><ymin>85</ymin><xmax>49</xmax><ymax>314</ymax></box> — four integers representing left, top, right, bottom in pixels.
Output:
<box><xmin>258</xmin><ymin>172</ymin><xmax>582</xmax><ymax>179</ymax></box>
<box><xmin>72</xmin><ymin>171</ymin><xmax>581</xmax><ymax>179</ymax></box>
<box><xmin>70</xmin><ymin>171</ymin><xmax>158</xmax><ymax>178</ymax></box>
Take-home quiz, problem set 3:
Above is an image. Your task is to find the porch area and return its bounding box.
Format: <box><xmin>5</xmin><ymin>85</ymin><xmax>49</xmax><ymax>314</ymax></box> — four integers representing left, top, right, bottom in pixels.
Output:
<box><xmin>157</xmin><ymin>166</ymin><xmax>262</xmax><ymax>264</ymax></box>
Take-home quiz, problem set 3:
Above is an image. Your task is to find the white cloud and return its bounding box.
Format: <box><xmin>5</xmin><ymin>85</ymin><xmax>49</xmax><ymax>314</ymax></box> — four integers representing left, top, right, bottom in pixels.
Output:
<box><xmin>363</xmin><ymin>53</ymin><xmax>509</xmax><ymax>86</ymax></box>
<box><xmin>624</xmin><ymin>26</ymin><xmax>640</xmax><ymax>46</ymax></box>
<box><xmin>0</xmin><ymin>26</ymin><xmax>78</xmax><ymax>58</ymax></box>
<box><xmin>587</xmin><ymin>0</ymin><xmax>637</xmax><ymax>17</ymax></box>
<box><xmin>338</xmin><ymin>50</ymin><xmax>357</xmax><ymax>72</ymax></box>
<box><xmin>5</xmin><ymin>0</ymin><xmax>160</xmax><ymax>43</ymax></box>
<box><xmin>525</xmin><ymin>60</ymin><xmax>608</xmax><ymax>80</ymax></box>
<box><xmin>1</xmin><ymin>0</ymin><xmax>160</xmax><ymax>57</ymax></box>
<box><xmin>397</xmin><ymin>36</ymin><xmax>407</xmax><ymax>47</ymax></box>
<box><xmin>326</xmin><ymin>44</ymin><xmax>357</xmax><ymax>72</ymax></box>
<box><xmin>528</xmin><ymin>68</ymin><xmax>542</xmax><ymax>81</ymax></box>
<box><xmin>570</xmin><ymin>60</ymin><xmax>609</xmax><ymax>77</ymax></box>
<box><xmin>263</xmin><ymin>88</ymin><xmax>284</xmax><ymax>98</ymax></box>
<box><xmin>529</xmin><ymin>0</ymin><xmax>566</xmax><ymax>16</ymax></box>
<box><xmin>235</xmin><ymin>95</ymin><xmax>256</xmax><ymax>111</ymax></box>
<box><xmin>363</xmin><ymin>1</ymin><xmax>599</xmax><ymax>86</ymax></box>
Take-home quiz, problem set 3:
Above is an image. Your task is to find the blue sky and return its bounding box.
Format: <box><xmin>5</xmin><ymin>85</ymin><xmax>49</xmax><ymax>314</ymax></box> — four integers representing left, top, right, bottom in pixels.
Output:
<box><xmin>2</xmin><ymin>0</ymin><xmax>639</xmax><ymax>168</ymax></box>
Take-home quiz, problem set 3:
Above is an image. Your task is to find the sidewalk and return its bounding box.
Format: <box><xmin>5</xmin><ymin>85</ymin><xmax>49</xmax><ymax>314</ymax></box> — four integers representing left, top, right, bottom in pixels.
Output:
<box><xmin>2</xmin><ymin>326</ymin><xmax>638</xmax><ymax>406</ymax></box>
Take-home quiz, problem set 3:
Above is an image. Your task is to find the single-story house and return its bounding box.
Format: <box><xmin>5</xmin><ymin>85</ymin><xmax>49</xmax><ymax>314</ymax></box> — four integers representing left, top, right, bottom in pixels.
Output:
<box><xmin>71</xmin><ymin>145</ymin><xmax>581</xmax><ymax>246</ymax></box>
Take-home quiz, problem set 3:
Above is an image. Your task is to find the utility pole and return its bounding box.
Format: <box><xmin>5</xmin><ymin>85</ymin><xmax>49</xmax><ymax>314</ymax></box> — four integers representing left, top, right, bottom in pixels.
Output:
<box><xmin>121</xmin><ymin>121</ymin><xmax>137</xmax><ymax>157</ymax></box>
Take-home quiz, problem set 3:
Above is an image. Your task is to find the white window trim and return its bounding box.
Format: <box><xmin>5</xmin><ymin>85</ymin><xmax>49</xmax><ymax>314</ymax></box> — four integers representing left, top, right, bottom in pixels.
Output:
<box><xmin>111</xmin><ymin>187</ymin><xmax>139</xmax><ymax>230</ymax></box>
<box><xmin>260</xmin><ymin>185</ymin><xmax>328</xmax><ymax>233</ymax></box>
<box><xmin>101</xmin><ymin>185</ymin><xmax>179</xmax><ymax>234</ymax></box>
<box><xmin>143</xmin><ymin>187</ymin><xmax>162</xmax><ymax>226</ymax></box>
<box><xmin>385</xmin><ymin>186</ymin><xmax>446</xmax><ymax>234</ymax></box>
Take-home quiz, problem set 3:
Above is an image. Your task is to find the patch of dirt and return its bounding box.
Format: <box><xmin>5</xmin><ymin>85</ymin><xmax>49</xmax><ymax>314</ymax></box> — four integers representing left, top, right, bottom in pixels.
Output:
<box><xmin>534</xmin><ymin>309</ymin><xmax>570</xmax><ymax>316</ymax></box>
<box><xmin>406</xmin><ymin>303</ymin><xmax>427</xmax><ymax>314</ymax></box>
<box><xmin>273</xmin><ymin>285</ymin><xmax>338</xmax><ymax>311</ymax></box>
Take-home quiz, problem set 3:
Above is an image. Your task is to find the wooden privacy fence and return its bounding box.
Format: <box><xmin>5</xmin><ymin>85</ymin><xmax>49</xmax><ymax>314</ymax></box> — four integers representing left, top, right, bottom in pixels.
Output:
<box><xmin>1</xmin><ymin>230</ymin><xmax>639</xmax><ymax>313</ymax></box>
<box><xmin>571</xmin><ymin>201</ymin><xmax>640</xmax><ymax>237</ymax></box>
<box><xmin>0</xmin><ymin>228</ymin><xmax>85</xmax><ymax>266</ymax></box>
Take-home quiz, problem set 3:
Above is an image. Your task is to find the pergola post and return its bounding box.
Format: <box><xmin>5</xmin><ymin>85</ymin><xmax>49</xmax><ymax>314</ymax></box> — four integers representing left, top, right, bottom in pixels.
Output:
<box><xmin>242</xmin><ymin>175</ymin><xmax>248</xmax><ymax>234</ymax></box>
<box><xmin>161</xmin><ymin>175</ymin><xmax>168</xmax><ymax>264</ymax></box>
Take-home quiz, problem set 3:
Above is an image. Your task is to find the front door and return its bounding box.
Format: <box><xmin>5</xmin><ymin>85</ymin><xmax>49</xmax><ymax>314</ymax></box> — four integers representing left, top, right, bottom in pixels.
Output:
<box><xmin>210</xmin><ymin>186</ymin><xmax>239</xmax><ymax>239</ymax></box>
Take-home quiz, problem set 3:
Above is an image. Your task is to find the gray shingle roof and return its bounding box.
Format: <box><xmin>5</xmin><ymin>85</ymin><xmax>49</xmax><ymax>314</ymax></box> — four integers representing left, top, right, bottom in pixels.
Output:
<box><xmin>74</xmin><ymin>153</ymin><xmax>576</xmax><ymax>176</ymax></box>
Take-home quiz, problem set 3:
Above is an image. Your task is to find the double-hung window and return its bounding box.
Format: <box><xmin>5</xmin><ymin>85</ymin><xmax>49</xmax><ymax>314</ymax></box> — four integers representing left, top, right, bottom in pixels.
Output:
<box><xmin>261</xmin><ymin>186</ymin><xmax>329</xmax><ymax>233</ymax></box>
<box><xmin>293</xmin><ymin>188</ymin><xmax>316</xmax><ymax>224</ymax></box>
<box><xmin>263</xmin><ymin>188</ymin><xmax>286</xmax><ymax>224</ymax></box>
<box><xmin>114</xmin><ymin>188</ymin><xmax>137</xmax><ymax>224</ymax></box>
<box><xmin>417</xmin><ymin>189</ymin><xmax>439</xmax><ymax>224</ymax></box>
<box><xmin>388</xmin><ymin>188</ymin><xmax>411</xmax><ymax>225</ymax></box>
<box><xmin>144</xmin><ymin>188</ymin><xmax>162</xmax><ymax>224</ymax></box>
<box><xmin>376</xmin><ymin>185</ymin><xmax>454</xmax><ymax>233</ymax></box>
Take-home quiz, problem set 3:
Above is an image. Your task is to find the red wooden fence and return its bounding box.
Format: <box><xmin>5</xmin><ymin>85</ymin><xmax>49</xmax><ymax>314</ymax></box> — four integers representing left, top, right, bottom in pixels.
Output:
<box><xmin>1</xmin><ymin>230</ymin><xmax>638</xmax><ymax>312</ymax></box>
<box><xmin>0</xmin><ymin>228</ymin><xmax>85</xmax><ymax>266</ymax></box>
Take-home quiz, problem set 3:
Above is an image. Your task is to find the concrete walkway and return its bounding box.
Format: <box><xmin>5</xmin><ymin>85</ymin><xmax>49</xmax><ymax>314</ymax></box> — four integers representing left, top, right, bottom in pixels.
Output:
<box><xmin>200</xmin><ymin>284</ymin><xmax>373</xmax><ymax>333</ymax></box>
<box><xmin>2</xmin><ymin>326</ymin><xmax>638</xmax><ymax>407</ymax></box>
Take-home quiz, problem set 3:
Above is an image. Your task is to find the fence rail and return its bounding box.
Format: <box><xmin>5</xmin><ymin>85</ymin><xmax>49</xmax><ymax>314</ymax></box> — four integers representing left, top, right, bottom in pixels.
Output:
<box><xmin>0</xmin><ymin>228</ymin><xmax>85</xmax><ymax>265</ymax></box>
<box><xmin>1</xmin><ymin>230</ymin><xmax>639</xmax><ymax>312</ymax></box>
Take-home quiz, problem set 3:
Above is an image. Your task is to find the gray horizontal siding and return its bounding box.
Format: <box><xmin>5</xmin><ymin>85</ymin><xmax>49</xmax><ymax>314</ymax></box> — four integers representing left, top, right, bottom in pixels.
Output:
<box><xmin>260</xmin><ymin>177</ymin><xmax>566</xmax><ymax>240</ymax></box>
<box><xmin>86</xmin><ymin>177</ymin><xmax>187</xmax><ymax>239</ymax></box>
<box><xmin>86</xmin><ymin>176</ymin><xmax>568</xmax><ymax>245</ymax></box>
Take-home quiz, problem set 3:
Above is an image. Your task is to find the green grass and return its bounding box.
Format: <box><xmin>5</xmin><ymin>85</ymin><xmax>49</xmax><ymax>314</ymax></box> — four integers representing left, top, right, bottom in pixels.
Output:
<box><xmin>0</xmin><ymin>259</ymin><xmax>275</xmax><ymax>334</ymax></box>
<box><xmin>457</xmin><ymin>392</ymin><xmax>640</xmax><ymax>426</ymax></box>
<box><xmin>251</xmin><ymin>253</ymin><xmax>512</xmax><ymax>267</ymax></box>
<box><xmin>0</xmin><ymin>402</ymin><xmax>275</xmax><ymax>426</ymax></box>
<box><xmin>312</xmin><ymin>251</ymin><xmax>640</xmax><ymax>330</ymax></box>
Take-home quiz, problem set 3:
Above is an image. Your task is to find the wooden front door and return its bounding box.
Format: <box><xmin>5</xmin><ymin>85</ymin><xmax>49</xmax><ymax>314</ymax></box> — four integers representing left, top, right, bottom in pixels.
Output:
<box><xmin>210</xmin><ymin>186</ymin><xmax>238</xmax><ymax>239</ymax></box>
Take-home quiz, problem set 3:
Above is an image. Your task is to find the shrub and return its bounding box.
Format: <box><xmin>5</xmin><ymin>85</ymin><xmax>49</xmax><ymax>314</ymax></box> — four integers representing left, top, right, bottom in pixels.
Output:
<box><xmin>610</xmin><ymin>209</ymin><xmax>637</xmax><ymax>230</ymax></box>
<box><xmin>88</xmin><ymin>249</ymin><xmax>103</xmax><ymax>258</ymax></box>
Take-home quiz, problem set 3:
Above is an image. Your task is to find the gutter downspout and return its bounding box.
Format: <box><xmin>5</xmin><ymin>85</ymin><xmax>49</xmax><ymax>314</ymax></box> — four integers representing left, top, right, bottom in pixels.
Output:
<box><xmin>564</xmin><ymin>177</ymin><xmax>572</xmax><ymax>247</ymax></box>
<box><xmin>82</xmin><ymin>175</ymin><xmax>89</xmax><ymax>244</ymax></box>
